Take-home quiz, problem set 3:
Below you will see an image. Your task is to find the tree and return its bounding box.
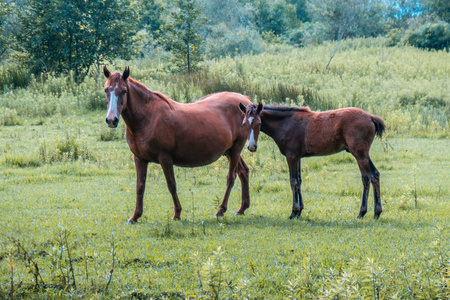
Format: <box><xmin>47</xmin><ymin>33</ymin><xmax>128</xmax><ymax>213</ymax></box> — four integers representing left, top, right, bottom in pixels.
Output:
<box><xmin>423</xmin><ymin>0</ymin><xmax>450</xmax><ymax>23</ymax></box>
<box><xmin>17</xmin><ymin>0</ymin><xmax>139</xmax><ymax>81</ymax></box>
<box><xmin>0</xmin><ymin>2</ymin><xmax>11</xmax><ymax>59</ymax></box>
<box><xmin>304</xmin><ymin>0</ymin><xmax>387</xmax><ymax>44</ymax></box>
<box><xmin>158</xmin><ymin>0</ymin><xmax>207</xmax><ymax>73</ymax></box>
<box><xmin>138</xmin><ymin>0</ymin><xmax>166</xmax><ymax>33</ymax></box>
<box><xmin>252</xmin><ymin>0</ymin><xmax>298</xmax><ymax>36</ymax></box>
<box><xmin>199</xmin><ymin>0</ymin><xmax>263</xmax><ymax>58</ymax></box>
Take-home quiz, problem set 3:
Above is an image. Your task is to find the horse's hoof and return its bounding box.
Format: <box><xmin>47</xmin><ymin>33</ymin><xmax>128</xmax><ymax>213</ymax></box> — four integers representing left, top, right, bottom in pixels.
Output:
<box><xmin>288</xmin><ymin>210</ymin><xmax>302</xmax><ymax>219</ymax></box>
<box><xmin>234</xmin><ymin>212</ymin><xmax>244</xmax><ymax>216</ymax></box>
<box><xmin>127</xmin><ymin>220</ymin><xmax>136</xmax><ymax>225</ymax></box>
<box><xmin>214</xmin><ymin>213</ymin><xmax>224</xmax><ymax>218</ymax></box>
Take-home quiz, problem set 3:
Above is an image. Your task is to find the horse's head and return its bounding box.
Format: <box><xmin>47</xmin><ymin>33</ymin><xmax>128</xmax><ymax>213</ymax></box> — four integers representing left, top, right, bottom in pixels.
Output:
<box><xmin>239</xmin><ymin>103</ymin><xmax>263</xmax><ymax>152</ymax></box>
<box><xmin>103</xmin><ymin>66</ymin><xmax>130</xmax><ymax>128</ymax></box>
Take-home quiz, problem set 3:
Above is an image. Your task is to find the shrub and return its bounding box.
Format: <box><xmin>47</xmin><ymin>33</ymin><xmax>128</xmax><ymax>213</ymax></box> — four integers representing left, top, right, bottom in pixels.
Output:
<box><xmin>403</xmin><ymin>22</ymin><xmax>450</xmax><ymax>51</ymax></box>
<box><xmin>100</xmin><ymin>127</ymin><xmax>124</xmax><ymax>141</ymax></box>
<box><xmin>3</xmin><ymin>153</ymin><xmax>42</xmax><ymax>167</ymax></box>
<box><xmin>0</xmin><ymin>66</ymin><xmax>30</xmax><ymax>92</ymax></box>
<box><xmin>39</xmin><ymin>133</ymin><xmax>93</xmax><ymax>163</ymax></box>
<box><xmin>0</xmin><ymin>107</ymin><xmax>20</xmax><ymax>125</ymax></box>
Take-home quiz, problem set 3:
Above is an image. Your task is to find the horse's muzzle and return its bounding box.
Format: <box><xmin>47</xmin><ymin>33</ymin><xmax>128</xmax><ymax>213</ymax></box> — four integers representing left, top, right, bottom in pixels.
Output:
<box><xmin>106</xmin><ymin>117</ymin><xmax>119</xmax><ymax>128</ymax></box>
<box><xmin>248</xmin><ymin>145</ymin><xmax>257</xmax><ymax>152</ymax></box>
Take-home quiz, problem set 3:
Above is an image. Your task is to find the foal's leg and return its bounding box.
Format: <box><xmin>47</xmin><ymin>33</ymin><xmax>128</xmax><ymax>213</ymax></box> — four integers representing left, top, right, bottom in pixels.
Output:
<box><xmin>369</xmin><ymin>158</ymin><xmax>382</xmax><ymax>219</ymax></box>
<box><xmin>355</xmin><ymin>155</ymin><xmax>382</xmax><ymax>219</ymax></box>
<box><xmin>235</xmin><ymin>156</ymin><xmax>250</xmax><ymax>215</ymax></box>
<box><xmin>354</xmin><ymin>154</ymin><xmax>383</xmax><ymax>219</ymax></box>
<box><xmin>128</xmin><ymin>156</ymin><xmax>149</xmax><ymax>224</ymax></box>
<box><xmin>287</xmin><ymin>155</ymin><xmax>303</xmax><ymax>219</ymax></box>
<box><xmin>158</xmin><ymin>153</ymin><xmax>182</xmax><ymax>220</ymax></box>
<box><xmin>215</xmin><ymin>151</ymin><xmax>241</xmax><ymax>217</ymax></box>
<box><xmin>354</xmin><ymin>155</ymin><xmax>372</xmax><ymax>219</ymax></box>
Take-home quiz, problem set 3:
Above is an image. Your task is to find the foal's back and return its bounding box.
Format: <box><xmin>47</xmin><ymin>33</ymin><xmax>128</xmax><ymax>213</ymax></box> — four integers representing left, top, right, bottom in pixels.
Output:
<box><xmin>300</xmin><ymin>107</ymin><xmax>377</xmax><ymax>157</ymax></box>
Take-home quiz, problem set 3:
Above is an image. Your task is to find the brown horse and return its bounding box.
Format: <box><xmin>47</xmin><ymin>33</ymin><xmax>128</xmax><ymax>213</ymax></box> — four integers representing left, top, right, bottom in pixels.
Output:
<box><xmin>239</xmin><ymin>103</ymin><xmax>385</xmax><ymax>220</ymax></box>
<box><xmin>103</xmin><ymin>66</ymin><xmax>253</xmax><ymax>223</ymax></box>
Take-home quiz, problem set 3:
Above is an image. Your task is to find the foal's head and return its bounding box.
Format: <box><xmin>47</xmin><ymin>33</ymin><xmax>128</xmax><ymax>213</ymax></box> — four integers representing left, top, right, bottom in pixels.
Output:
<box><xmin>239</xmin><ymin>103</ymin><xmax>263</xmax><ymax>152</ymax></box>
<box><xmin>103</xmin><ymin>66</ymin><xmax>130</xmax><ymax>128</ymax></box>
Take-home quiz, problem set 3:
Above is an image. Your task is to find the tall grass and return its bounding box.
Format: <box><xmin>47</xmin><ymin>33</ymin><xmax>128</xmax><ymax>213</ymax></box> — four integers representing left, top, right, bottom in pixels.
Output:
<box><xmin>0</xmin><ymin>38</ymin><xmax>448</xmax><ymax>136</ymax></box>
<box><xmin>0</xmin><ymin>66</ymin><xmax>30</xmax><ymax>92</ymax></box>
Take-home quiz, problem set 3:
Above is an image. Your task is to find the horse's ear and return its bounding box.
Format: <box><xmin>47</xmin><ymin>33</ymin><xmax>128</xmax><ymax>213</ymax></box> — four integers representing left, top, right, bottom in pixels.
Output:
<box><xmin>239</xmin><ymin>103</ymin><xmax>246</xmax><ymax>113</ymax></box>
<box><xmin>103</xmin><ymin>66</ymin><xmax>110</xmax><ymax>78</ymax></box>
<box><xmin>256</xmin><ymin>103</ymin><xmax>263</xmax><ymax>114</ymax></box>
<box><xmin>122</xmin><ymin>66</ymin><xmax>130</xmax><ymax>81</ymax></box>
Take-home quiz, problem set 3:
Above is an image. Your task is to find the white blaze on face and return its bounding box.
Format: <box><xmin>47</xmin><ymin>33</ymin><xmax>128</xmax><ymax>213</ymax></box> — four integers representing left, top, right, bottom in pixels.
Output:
<box><xmin>248</xmin><ymin>128</ymin><xmax>256</xmax><ymax>150</ymax></box>
<box><xmin>248</xmin><ymin>116</ymin><xmax>254</xmax><ymax>125</ymax></box>
<box><xmin>106</xmin><ymin>86</ymin><xmax>118</xmax><ymax>118</ymax></box>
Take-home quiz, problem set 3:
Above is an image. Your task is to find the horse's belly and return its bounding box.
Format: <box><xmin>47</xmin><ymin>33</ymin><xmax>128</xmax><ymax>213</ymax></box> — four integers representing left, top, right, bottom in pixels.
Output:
<box><xmin>306</xmin><ymin>141</ymin><xmax>346</xmax><ymax>156</ymax></box>
<box><xmin>172</xmin><ymin>152</ymin><xmax>223</xmax><ymax>167</ymax></box>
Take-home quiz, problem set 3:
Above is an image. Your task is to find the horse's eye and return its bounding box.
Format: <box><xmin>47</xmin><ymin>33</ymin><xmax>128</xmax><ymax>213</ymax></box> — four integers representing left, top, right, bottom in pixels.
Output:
<box><xmin>258</xmin><ymin>123</ymin><xmax>262</xmax><ymax>127</ymax></box>
<box><xmin>121</xmin><ymin>90</ymin><xmax>127</xmax><ymax>95</ymax></box>
<box><xmin>104</xmin><ymin>88</ymin><xmax>108</xmax><ymax>93</ymax></box>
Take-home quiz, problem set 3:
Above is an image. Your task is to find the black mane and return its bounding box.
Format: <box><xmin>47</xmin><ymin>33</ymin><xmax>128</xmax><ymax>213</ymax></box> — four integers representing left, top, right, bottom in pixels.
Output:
<box><xmin>264</xmin><ymin>104</ymin><xmax>311</xmax><ymax>112</ymax></box>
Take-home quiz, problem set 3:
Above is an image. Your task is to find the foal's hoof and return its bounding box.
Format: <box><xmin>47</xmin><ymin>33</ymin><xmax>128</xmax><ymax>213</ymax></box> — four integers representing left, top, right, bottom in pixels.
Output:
<box><xmin>234</xmin><ymin>211</ymin><xmax>245</xmax><ymax>216</ymax></box>
<box><xmin>288</xmin><ymin>211</ymin><xmax>301</xmax><ymax>220</ymax></box>
<box><xmin>214</xmin><ymin>213</ymin><xmax>224</xmax><ymax>218</ymax></box>
<box><xmin>357</xmin><ymin>211</ymin><xmax>367</xmax><ymax>219</ymax></box>
<box><xmin>127</xmin><ymin>220</ymin><xmax>137</xmax><ymax>225</ymax></box>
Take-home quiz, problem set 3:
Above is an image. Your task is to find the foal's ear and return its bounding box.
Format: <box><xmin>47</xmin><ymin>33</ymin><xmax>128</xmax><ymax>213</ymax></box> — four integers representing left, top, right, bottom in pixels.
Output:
<box><xmin>122</xmin><ymin>66</ymin><xmax>130</xmax><ymax>81</ymax></box>
<box><xmin>103</xmin><ymin>66</ymin><xmax>111</xmax><ymax>78</ymax></box>
<box><xmin>239</xmin><ymin>103</ymin><xmax>247</xmax><ymax>113</ymax></box>
<box><xmin>256</xmin><ymin>103</ymin><xmax>263</xmax><ymax>114</ymax></box>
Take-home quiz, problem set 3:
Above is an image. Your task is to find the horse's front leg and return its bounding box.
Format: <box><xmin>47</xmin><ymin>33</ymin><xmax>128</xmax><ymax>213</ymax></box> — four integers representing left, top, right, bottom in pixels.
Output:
<box><xmin>287</xmin><ymin>155</ymin><xmax>303</xmax><ymax>219</ymax></box>
<box><xmin>128</xmin><ymin>156</ymin><xmax>149</xmax><ymax>224</ymax></box>
<box><xmin>235</xmin><ymin>156</ymin><xmax>250</xmax><ymax>215</ymax></box>
<box><xmin>215</xmin><ymin>151</ymin><xmax>240</xmax><ymax>217</ymax></box>
<box><xmin>159</xmin><ymin>153</ymin><xmax>182</xmax><ymax>220</ymax></box>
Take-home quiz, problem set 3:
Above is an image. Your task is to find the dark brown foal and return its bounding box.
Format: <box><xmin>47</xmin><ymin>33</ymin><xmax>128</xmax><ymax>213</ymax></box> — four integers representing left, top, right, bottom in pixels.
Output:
<box><xmin>240</xmin><ymin>103</ymin><xmax>385</xmax><ymax>219</ymax></box>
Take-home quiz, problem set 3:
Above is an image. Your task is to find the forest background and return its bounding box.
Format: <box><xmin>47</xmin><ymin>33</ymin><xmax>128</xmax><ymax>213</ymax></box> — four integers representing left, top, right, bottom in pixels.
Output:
<box><xmin>0</xmin><ymin>0</ymin><xmax>449</xmax><ymax>298</ymax></box>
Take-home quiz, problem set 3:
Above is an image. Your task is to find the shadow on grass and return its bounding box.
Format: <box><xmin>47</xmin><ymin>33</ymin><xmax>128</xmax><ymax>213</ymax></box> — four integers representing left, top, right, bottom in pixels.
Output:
<box><xmin>131</xmin><ymin>209</ymin><xmax>434</xmax><ymax>239</ymax></box>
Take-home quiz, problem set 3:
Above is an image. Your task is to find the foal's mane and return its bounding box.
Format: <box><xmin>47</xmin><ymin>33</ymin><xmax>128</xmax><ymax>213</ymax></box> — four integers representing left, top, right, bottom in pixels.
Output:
<box><xmin>264</xmin><ymin>104</ymin><xmax>311</xmax><ymax>113</ymax></box>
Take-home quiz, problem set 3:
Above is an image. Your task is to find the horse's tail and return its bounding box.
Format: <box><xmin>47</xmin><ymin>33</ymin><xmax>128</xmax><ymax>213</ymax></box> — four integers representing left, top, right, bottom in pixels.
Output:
<box><xmin>371</xmin><ymin>115</ymin><xmax>386</xmax><ymax>138</ymax></box>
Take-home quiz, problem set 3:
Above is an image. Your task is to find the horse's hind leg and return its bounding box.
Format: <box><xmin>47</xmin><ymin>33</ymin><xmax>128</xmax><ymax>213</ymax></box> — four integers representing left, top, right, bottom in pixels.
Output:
<box><xmin>159</xmin><ymin>153</ymin><xmax>182</xmax><ymax>220</ymax></box>
<box><xmin>355</xmin><ymin>155</ymin><xmax>371</xmax><ymax>219</ymax></box>
<box><xmin>287</xmin><ymin>155</ymin><xmax>303</xmax><ymax>219</ymax></box>
<box><xmin>215</xmin><ymin>151</ymin><xmax>240</xmax><ymax>217</ymax></box>
<box><xmin>355</xmin><ymin>155</ymin><xmax>382</xmax><ymax>219</ymax></box>
<box><xmin>369</xmin><ymin>159</ymin><xmax>382</xmax><ymax>219</ymax></box>
<box><xmin>235</xmin><ymin>156</ymin><xmax>250</xmax><ymax>215</ymax></box>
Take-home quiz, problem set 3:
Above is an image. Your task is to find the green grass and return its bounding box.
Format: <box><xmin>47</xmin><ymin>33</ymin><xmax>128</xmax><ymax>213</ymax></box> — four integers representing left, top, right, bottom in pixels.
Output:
<box><xmin>0</xmin><ymin>39</ymin><xmax>449</xmax><ymax>298</ymax></box>
<box><xmin>0</xmin><ymin>116</ymin><xmax>449</xmax><ymax>298</ymax></box>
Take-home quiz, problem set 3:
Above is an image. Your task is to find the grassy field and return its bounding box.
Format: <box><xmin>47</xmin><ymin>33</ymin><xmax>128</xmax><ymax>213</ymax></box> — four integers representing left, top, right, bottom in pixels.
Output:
<box><xmin>0</xmin><ymin>118</ymin><xmax>449</xmax><ymax>299</ymax></box>
<box><xmin>0</xmin><ymin>39</ymin><xmax>449</xmax><ymax>298</ymax></box>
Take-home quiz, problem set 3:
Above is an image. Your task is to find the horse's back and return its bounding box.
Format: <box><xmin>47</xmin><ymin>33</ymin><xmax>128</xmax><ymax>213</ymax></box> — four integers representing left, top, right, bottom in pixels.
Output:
<box><xmin>157</xmin><ymin>92</ymin><xmax>251</xmax><ymax>167</ymax></box>
<box><xmin>196</xmin><ymin>91</ymin><xmax>251</xmax><ymax>108</ymax></box>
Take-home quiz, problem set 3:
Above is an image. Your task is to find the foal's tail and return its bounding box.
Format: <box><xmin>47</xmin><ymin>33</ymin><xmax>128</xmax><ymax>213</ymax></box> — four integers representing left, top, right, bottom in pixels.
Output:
<box><xmin>371</xmin><ymin>115</ymin><xmax>386</xmax><ymax>138</ymax></box>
